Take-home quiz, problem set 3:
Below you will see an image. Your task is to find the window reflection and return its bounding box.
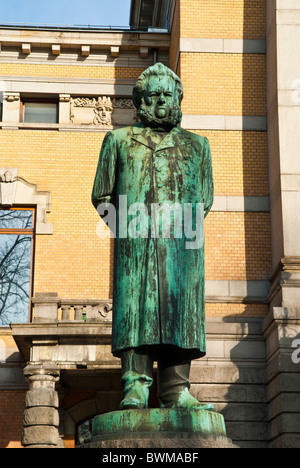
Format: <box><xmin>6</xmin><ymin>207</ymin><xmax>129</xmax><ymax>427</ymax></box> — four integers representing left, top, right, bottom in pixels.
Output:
<box><xmin>0</xmin><ymin>209</ymin><xmax>34</xmax><ymax>326</ymax></box>
<box><xmin>0</xmin><ymin>234</ymin><xmax>32</xmax><ymax>325</ymax></box>
<box><xmin>0</xmin><ymin>210</ymin><xmax>33</xmax><ymax>230</ymax></box>
<box><xmin>23</xmin><ymin>102</ymin><xmax>58</xmax><ymax>124</ymax></box>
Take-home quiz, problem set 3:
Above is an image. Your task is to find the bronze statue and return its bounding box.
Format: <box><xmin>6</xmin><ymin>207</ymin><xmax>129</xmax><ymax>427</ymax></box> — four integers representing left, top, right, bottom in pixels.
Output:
<box><xmin>92</xmin><ymin>63</ymin><xmax>214</xmax><ymax>411</ymax></box>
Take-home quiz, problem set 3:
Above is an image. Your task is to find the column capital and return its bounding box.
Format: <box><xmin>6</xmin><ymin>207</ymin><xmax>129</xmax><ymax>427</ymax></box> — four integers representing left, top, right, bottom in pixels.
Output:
<box><xmin>24</xmin><ymin>363</ymin><xmax>60</xmax><ymax>380</ymax></box>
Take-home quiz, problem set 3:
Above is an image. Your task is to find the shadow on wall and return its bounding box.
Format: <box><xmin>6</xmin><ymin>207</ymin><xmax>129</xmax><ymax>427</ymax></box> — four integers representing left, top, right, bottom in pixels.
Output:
<box><xmin>221</xmin><ymin>317</ymin><xmax>268</xmax><ymax>448</ymax></box>
<box><xmin>217</xmin><ymin>1</ymin><xmax>272</xmax><ymax>447</ymax></box>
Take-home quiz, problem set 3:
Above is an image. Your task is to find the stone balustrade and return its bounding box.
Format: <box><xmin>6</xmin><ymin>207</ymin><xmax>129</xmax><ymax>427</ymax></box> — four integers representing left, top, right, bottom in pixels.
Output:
<box><xmin>31</xmin><ymin>293</ymin><xmax>112</xmax><ymax>323</ymax></box>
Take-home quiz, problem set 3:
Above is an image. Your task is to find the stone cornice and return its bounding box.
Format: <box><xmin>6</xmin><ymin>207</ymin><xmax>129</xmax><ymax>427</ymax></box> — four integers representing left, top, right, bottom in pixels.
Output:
<box><xmin>0</xmin><ymin>28</ymin><xmax>170</xmax><ymax>55</ymax></box>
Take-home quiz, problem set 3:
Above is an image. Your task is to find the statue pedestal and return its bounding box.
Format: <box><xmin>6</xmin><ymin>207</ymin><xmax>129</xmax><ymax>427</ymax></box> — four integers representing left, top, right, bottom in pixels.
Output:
<box><xmin>81</xmin><ymin>409</ymin><xmax>237</xmax><ymax>449</ymax></box>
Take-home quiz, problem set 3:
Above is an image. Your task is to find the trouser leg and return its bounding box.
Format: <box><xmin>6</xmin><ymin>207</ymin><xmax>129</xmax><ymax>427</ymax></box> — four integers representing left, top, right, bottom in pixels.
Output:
<box><xmin>120</xmin><ymin>348</ymin><xmax>154</xmax><ymax>410</ymax></box>
<box><xmin>158</xmin><ymin>354</ymin><xmax>214</xmax><ymax>411</ymax></box>
<box><xmin>157</xmin><ymin>355</ymin><xmax>191</xmax><ymax>407</ymax></box>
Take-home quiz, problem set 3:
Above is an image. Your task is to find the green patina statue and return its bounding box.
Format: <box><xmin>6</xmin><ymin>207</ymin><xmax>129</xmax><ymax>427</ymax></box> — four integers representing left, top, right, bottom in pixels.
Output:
<box><xmin>92</xmin><ymin>63</ymin><xmax>214</xmax><ymax>412</ymax></box>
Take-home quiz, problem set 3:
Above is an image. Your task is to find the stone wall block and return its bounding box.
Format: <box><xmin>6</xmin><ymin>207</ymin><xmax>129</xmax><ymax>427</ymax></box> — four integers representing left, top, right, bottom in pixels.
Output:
<box><xmin>25</xmin><ymin>388</ymin><xmax>59</xmax><ymax>408</ymax></box>
<box><xmin>22</xmin><ymin>426</ymin><xmax>60</xmax><ymax>447</ymax></box>
<box><xmin>23</xmin><ymin>407</ymin><xmax>59</xmax><ymax>427</ymax></box>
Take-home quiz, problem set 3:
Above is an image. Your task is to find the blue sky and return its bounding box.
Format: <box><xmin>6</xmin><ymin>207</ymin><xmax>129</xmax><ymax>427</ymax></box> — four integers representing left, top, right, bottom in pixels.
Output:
<box><xmin>0</xmin><ymin>0</ymin><xmax>132</xmax><ymax>27</ymax></box>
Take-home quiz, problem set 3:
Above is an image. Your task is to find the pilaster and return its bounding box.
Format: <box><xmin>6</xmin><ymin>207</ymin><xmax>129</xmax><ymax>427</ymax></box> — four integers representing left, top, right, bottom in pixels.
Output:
<box><xmin>267</xmin><ymin>1</ymin><xmax>300</xmax><ymax>306</ymax></box>
<box><xmin>2</xmin><ymin>92</ymin><xmax>20</xmax><ymax>126</ymax></box>
<box><xmin>265</xmin><ymin>2</ymin><xmax>300</xmax><ymax>446</ymax></box>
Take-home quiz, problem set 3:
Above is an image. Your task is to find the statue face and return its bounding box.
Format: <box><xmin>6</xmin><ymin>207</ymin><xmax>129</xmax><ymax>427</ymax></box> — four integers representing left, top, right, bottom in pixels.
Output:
<box><xmin>146</xmin><ymin>76</ymin><xmax>176</xmax><ymax>122</ymax></box>
<box><xmin>138</xmin><ymin>74</ymin><xmax>181</xmax><ymax>130</ymax></box>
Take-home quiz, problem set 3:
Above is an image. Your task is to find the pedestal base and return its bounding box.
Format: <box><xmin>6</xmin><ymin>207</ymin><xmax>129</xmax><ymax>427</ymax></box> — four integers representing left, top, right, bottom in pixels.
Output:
<box><xmin>81</xmin><ymin>409</ymin><xmax>237</xmax><ymax>449</ymax></box>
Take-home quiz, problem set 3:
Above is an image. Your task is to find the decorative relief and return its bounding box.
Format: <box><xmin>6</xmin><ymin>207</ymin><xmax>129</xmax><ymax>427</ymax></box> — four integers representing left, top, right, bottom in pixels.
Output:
<box><xmin>112</xmin><ymin>98</ymin><xmax>135</xmax><ymax>109</ymax></box>
<box><xmin>69</xmin><ymin>96</ymin><xmax>137</xmax><ymax>127</ymax></box>
<box><xmin>0</xmin><ymin>168</ymin><xmax>53</xmax><ymax>234</ymax></box>
<box><xmin>0</xmin><ymin>168</ymin><xmax>18</xmax><ymax>206</ymax></box>
<box><xmin>3</xmin><ymin>93</ymin><xmax>20</xmax><ymax>102</ymax></box>
<box><xmin>85</xmin><ymin>301</ymin><xmax>113</xmax><ymax>322</ymax></box>
<box><xmin>0</xmin><ymin>169</ymin><xmax>18</xmax><ymax>183</ymax></box>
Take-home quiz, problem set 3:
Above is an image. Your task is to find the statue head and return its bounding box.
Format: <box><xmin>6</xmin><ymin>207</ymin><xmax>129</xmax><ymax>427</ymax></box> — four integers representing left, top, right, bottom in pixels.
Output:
<box><xmin>132</xmin><ymin>63</ymin><xmax>184</xmax><ymax>131</ymax></box>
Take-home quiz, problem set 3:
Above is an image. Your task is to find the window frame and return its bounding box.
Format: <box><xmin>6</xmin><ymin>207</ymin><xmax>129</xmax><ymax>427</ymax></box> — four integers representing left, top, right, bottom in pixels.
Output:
<box><xmin>0</xmin><ymin>206</ymin><xmax>36</xmax><ymax>326</ymax></box>
<box><xmin>20</xmin><ymin>97</ymin><xmax>59</xmax><ymax>124</ymax></box>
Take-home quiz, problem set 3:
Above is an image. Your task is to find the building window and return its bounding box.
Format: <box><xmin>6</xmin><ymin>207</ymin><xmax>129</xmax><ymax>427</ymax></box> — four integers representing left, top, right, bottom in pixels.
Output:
<box><xmin>22</xmin><ymin>100</ymin><xmax>58</xmax><ymax>124</ymax></box>
<box><xmin>0</xmin><ymin>208</ymin><xmax>35</xmax><ymax>326</ymax></box>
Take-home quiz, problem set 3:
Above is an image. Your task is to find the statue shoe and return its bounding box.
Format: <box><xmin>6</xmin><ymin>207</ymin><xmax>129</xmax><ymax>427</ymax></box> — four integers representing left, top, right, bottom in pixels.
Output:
<box><xmin>120</xmin><ymin>382</ymin><xmax>149</xmax><ymax>410</ymax></box>
<box><xmin>159</xmin><ymin>388</ymin><xmax>215</xmax><ymax>412</ymax></box>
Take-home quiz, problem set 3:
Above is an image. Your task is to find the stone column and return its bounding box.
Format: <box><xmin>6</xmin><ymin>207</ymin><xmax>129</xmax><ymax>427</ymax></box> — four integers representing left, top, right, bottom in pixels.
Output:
<box><xmin>22</xmin><ymin>364</ymin><xmax>62</xmax><ymax>448</ymax></box>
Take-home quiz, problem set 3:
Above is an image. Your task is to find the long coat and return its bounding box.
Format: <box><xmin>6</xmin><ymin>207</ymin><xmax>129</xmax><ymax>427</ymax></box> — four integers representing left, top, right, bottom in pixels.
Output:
<box><xmin>92</xmin><ymin>123</ymin><xmax>214</xmax><ymax>359</ymax></box>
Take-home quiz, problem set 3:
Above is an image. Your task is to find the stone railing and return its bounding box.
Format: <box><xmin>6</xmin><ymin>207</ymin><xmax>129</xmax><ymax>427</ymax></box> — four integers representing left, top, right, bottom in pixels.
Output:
<box><xmin>31</xmin><ymin>293</ymin><xmax>113</xmax><ymax>323</ymax></box>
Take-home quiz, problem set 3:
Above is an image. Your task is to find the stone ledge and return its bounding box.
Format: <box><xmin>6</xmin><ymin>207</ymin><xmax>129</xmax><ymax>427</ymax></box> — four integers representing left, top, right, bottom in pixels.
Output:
<box><xmin>181</xmin><ymin>114</ymin><xmax>267</xmax><ymax>131</ymax></box>
<box><xmin>180</xmin><ymin>38</ymin><xmax>266</xmax><ymax>54</ymax></box>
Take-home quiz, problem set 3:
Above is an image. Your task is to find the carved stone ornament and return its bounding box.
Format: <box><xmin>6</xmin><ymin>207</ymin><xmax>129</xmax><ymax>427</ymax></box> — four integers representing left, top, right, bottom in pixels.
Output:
<box><xmin>3</xmin><ymin>93</ymin><xmax>20</xmax><ymax>102</ymax></box>
<box><xmin>0</xmin><ymin>168</ymin><xmax>18</xmax><ymax>206</ymax></box>
<box><xmin>70</xmin><ymin>96</ymin><xmax>113</xmax><ymax>126</ymax></box>
<box><xmin>85</xmin><ymin>301</ymin><xmax>113</xmax><ymax>322</ymax></box>
<box><xmin>70</xmin><ymin>96</ymin><xmax>136</xmax><ymax>127</ymax></box>
<box><xmin>0</xmin><ymin>168</ymin><xmax>53</xmax><ymax>234</ymax></box>
<box><xmin>0</xmin><ymin>169</ymin><xmax>18</xmax><ymax>183</ymax></box>
<box><xmin>112</xmin><ymin>98</ymin><xmax>135</xmax><ymax>109</ymax></box>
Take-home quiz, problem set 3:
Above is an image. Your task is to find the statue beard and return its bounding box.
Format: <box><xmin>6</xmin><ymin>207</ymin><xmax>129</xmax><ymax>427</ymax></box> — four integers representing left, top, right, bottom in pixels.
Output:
<box><xmin>138</xmin><ymin>101</ymin><xmax>182</xmax><ymax>131</ymax></box>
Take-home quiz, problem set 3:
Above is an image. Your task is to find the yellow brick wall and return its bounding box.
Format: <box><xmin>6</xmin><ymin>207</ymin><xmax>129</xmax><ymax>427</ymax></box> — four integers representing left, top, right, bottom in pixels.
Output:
<box><xmin>206</xmin><ymin>303</ymin><xmax>268</xmax><ymax>318</ymax></box>
<box><xmin>205</xmin><ymin>212</ymin><xmax>272</xmax><ymax>281</ymax></box>
<box><xmin>0</xmin><ymin>63</ymin><xmax>145</xmax><ymax>80</ymax></box>
<box><xmin>175</xmin><ymin>0</ymin><xmax>270</xmax><ymax>319</ymax></box>
<box><xmin>180</xmin><ymin>53</ymin><xmax>266</xmax><ymax>116</ymax></box>
<box><xmin>195</xmin><ymin>130</ymin><xmax>268</xmax><ymax>197</ymax></box>
<box><xmin>0</xmin><ymin>0</ymin><xmax>269</xmax><ymax>314</ymax></box>
<box><xmin>0</xmin><ymin>127</ymin><xmax>270</xmax><ymax>294</ymax></box>
<box><xmin>0</xmin><ymin>127</ymin><xmax>271</xmax><ymax>304</ymax></box>
<box><xmin>180</xmin><ymin>0</ymin><xmax>266</xmax><ymax>39</ymax></box>
<box><xmin>0</xmin><ymin>130</ymin><xmax>114</xmax><ymax>300</ymax></box>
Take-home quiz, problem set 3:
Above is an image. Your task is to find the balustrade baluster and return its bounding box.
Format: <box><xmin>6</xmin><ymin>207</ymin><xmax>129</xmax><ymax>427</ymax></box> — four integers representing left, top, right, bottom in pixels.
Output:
<box><xmin>61</xmin><ymin>306</ymin><xmax>71</xmax><ymax>321</ymax></box>
<box><xmin>74</xmin><ymin>305</ymin><xmax>84</xmax><ymax>321</ymax></box>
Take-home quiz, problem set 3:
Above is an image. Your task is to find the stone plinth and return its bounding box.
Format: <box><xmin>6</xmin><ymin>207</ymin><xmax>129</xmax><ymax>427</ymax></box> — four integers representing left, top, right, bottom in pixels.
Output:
<box><xmin>81</xmin><ymin>409</ymin><xmax>237</xmax><ymax>448</ymax></box>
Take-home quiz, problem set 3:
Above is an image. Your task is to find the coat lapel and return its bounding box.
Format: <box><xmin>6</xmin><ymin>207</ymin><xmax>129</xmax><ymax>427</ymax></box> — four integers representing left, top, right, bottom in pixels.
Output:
<box><xmin>155</xmin><ymin>126</ymin><xmax>184</xmax><ymax>152</ymax></box>
<box><xmin>131</xmin><ymin>125</ymin><xmax>159</xmax><ymax>151</ymax></box>
<box><xmin>131</xmin><ymin>125</ymin><xmax>185</xmax><ymax>152</ymax></box>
